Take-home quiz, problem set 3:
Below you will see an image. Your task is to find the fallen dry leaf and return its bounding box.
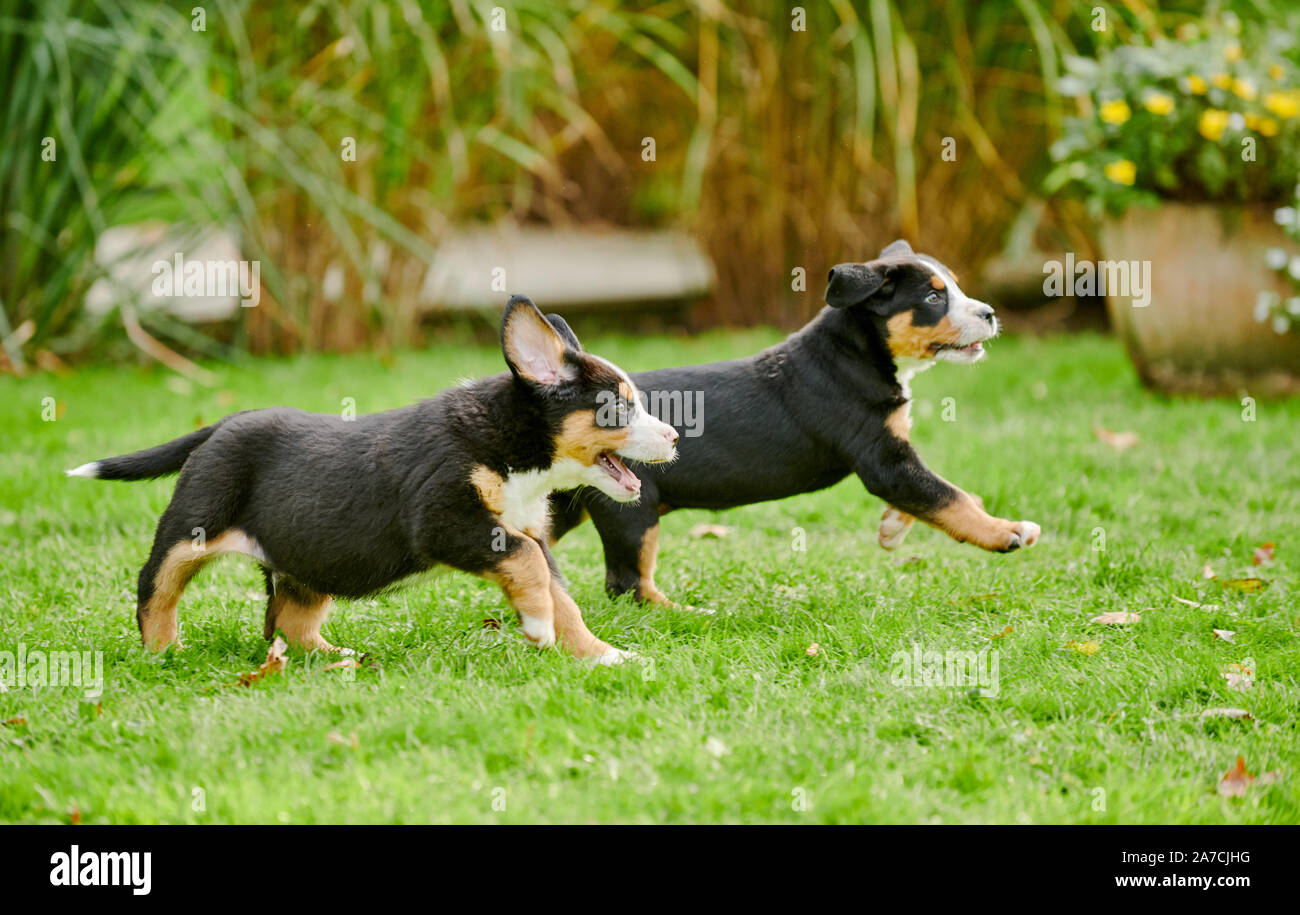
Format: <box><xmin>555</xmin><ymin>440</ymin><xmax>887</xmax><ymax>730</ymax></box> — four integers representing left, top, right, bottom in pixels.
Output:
<box><xmin>690</xmin><ymin>523</ymin><xmax>731</xmax><ymax>539</ymax></box>
<box><xmin>1173</xmin><ymin>596</ymin><xmax>1219</xmax><ymax>611</ymax></box>
<box><xmin>1064</xmin><ymin>639</ymin><xmax>1100</xmax><ymax>656</ymax></box>
<box><xmin>990</xmin><ymin>624</ymin><xmax>1014</xmax><ymax>640</ymax></box>
<box><xmin>805</xmin><ymin>643</ymin><xmax>820</xmax><ymax>657</ymax></box>
<box><xmin>69</xmin><ymin>808</ymin><xmax>81</xmax><ymax>825</ymax></box>
<box><xmin>1200</xmin><ymin>708</ymin><xmax>1254</xmax><ymax>721</ymax></box>
<box><xmin>481</xmin><ymin>617</ymin><xmax>501</xmax><ymax>630</ymax></box>
<box><xmin>1217</xmin><ymin>756</ymin><xmax>1254</xmax><ymax>797</ymax></box>
<box><xmin>1221</xmin><ymin>663</ymin><xmax>1254</xmax><ymax>692</ymax></box>
<box><xmin>1202</xmin><ymin>560</ymin><xmax>1216</xmax><ymax>580</ymax></box>
<box><xmin>323</xmin><ymin>658</ymin><xmax>361</xmax><ymax>671</ymax></box>
<box><xmin>326</xmin><ymin>730</ymin><xmax>359</xmax><ymax>749</ymax></box>
<box><xmin>1092</xmin><ymin>611</ymin><xmax>1141</xmax><ymax>625</ymax></box>
<box><xmin>1219</xmin><ymin>578</ymin><xmax>1267</xmax><ymax>593</ymax></box>
<box><xmin>1212</xmin><ymin>629</ymin><xmax>1237</xmax><ymax>644</ymax></box>
<box><xmin>1093</xmin><ymin>424</ymin><xmax>1139</xmax><ymax>452</ymax></box>
<box><xmin>946</xmin><ymin>592</ymin><xmax>1001</xmax><ymax>608</ymax></box>
<box><xmin>238</xmin><ymin>636</ymin><xmax>288</xmax><ymax>687</ymax></box>
<box><xmin>1252</xmin><ymin>543</ymin><xmax>1275</xmax><ymax>565</ymax></box>
<box><xmin>2</xmin><ymin>717</ymin><xmax>27</xmax><ymax>727</ymax></box>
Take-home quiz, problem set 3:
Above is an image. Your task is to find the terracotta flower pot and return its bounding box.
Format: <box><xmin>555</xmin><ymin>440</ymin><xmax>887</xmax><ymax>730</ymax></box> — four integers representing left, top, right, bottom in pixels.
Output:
<box><xmin>1101</xmin><ymin>202</ymin><xmax>1300</xmax><ymax>396</ymax></box>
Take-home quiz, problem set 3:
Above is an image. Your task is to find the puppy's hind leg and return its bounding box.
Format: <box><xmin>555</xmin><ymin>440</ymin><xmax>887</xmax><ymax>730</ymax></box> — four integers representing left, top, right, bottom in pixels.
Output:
<box><xmin>136</xmin><ymin>512</ymin><xmax>233</xmax><ymax>650</ymax></box>
<box><xmin>264</xmin><ymin>575</ymin><xmax>342</xmax><ymax>653</ymax></box>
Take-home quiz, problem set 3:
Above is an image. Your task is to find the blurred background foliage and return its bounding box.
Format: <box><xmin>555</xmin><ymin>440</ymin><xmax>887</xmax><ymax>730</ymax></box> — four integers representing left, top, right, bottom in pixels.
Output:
<box><xmin>2</xmin><ymin>0</ymin><xmax>1298</xmax><ymax>367</ymax></box>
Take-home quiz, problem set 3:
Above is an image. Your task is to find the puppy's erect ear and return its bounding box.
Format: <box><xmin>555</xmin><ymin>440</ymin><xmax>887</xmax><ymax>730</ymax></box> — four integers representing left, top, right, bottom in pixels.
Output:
<box><xmin>825</xmin><ymin>262</ymin><xmax>892</xmax><ymax>309</ymax></box>
<box><xmin>880</xmin><ymin>239</ymin><xmax>913</xmax><ymax>258</ymax></box>
<box><xmin>501</xmin><ymin>295</ymin><xmax>577</xmax><ymax>387</ymax></box>
<box><xmin>545</xmin><ymin>313</ymin><xmax>583</xmax><ymax>353</ymax></box>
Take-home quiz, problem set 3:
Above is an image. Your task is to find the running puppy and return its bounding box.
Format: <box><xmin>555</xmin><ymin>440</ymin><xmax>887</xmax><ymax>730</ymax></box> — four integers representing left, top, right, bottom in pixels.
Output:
<box><xmin>549</xmin><ymin>240</ymin><xmax>1041</xmax><ymax>606</ymax></box>
<box><xmin>68</xmin><ymin>296</ymin><xmax>678</xmax><ymax>663</ymax></box>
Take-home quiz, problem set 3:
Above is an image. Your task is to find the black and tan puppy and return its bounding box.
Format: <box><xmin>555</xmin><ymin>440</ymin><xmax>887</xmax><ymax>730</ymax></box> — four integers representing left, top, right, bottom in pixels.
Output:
<box><xmin>549</xmin><ymin>240</ymin><xmax>1040</xmax><ymax>606</ymax></box>
<box><xmin>68</xmin><ymin>296</ymin><xmax>678</xmax><ymax>663</ymax></box>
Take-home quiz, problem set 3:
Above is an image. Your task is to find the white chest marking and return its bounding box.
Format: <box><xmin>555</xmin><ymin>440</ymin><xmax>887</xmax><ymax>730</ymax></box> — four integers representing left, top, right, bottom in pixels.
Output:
<box><xmin>499</xmin><ymin>458</ymin><xmax>590</xmax><ymax>536</ymax></box>
<box><xmin>894</xmin><ymin>357</ymin><xmax>936</xmax><ymax>400</ymax></box>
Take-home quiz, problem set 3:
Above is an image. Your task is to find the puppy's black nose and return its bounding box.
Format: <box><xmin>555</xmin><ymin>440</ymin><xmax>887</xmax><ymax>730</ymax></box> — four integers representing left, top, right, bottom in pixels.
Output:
<box><xmin>976</xmin><ymin>305</ymin><xmax>996</xmax><ymax>326</ymax></box>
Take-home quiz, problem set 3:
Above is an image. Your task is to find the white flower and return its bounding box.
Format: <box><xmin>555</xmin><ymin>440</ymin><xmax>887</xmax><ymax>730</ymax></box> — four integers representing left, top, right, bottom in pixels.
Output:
<box><xmin>1266</xmin><ymin>248</ymin><xmax>1288</xmax><ymax>269</ymax></box>
<box><xmin>1272</xmin><ymin>314</ymin><xmax>1291</xmax><ymax>334</ymax></box>
<box><xmin>1228</xmin><ymin>112</ymin><xmax>1246</xmax><ymax>131</ymax></box>
<box><xmin>1288</xmin><ymin>297</ymin><xmax>1300</xmax><ymax>316</ymax></box>
<box><xmin>1290</xmin><ymin>256</ymin><xmax>1300</xmax><ymax>281</ymax></box>
<box><xmin>1255</xmin><ymin>290</ymin><xmax>1276</xmax><ymax>321</ymax></box>
<box><xmin>1275</xmin><ymin>206</ymin><xmax>1297</xmax><ymax>227</ymax></box>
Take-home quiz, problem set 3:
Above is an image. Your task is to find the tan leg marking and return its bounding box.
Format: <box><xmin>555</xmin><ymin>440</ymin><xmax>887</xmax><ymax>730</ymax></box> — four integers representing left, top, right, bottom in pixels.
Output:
<box><xmin>637</xmin><ymin>525</ymin><xmax>673</xmax><ymax>606</ymax></box>
<box><xmin>140</xmin><ymin>529</ymin><xmax>263</xmax><ymax>651</ymax></box>
<box><xmin>483</xmin><ymin>535</ymin><xmax>556</xmax><ymax>648</ymax></box>
<box><xmin>924</xmin><ymin>488</ymin><xmax>1038</xmax><ymax>552</ymax></box>
<box><xmin>265</xmin><ymin>583</ymin><xmax>337</xmax><ymax>651</ymax></box>
<box><xmin>548</xmin><ymin>579</ymin><xmax>622</xmax><ymax>660</ymax></box>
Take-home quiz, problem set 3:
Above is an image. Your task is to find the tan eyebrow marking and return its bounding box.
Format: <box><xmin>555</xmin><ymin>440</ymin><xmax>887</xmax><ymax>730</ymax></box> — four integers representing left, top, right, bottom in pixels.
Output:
<box><xmin>618</xmin><ymin>382</ymin><xmax>635</xmax><ymax>402</ymax></box>
<box><xmin>930</xmin><ymin>274</ymin><xmax>946</xmax><ymax>290</ymax></box>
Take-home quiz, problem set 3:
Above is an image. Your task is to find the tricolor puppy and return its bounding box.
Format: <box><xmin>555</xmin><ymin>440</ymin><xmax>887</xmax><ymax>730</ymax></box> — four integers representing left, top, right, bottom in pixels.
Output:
<box><xmin>549</xmin><ymin>239</ymin><xmax>1041</xmax><ymax>606</ymax></box>
<box><xmin>67</xmin><ymin>296</ymin><xmax>678</xmax><ymax>663</ymax></box>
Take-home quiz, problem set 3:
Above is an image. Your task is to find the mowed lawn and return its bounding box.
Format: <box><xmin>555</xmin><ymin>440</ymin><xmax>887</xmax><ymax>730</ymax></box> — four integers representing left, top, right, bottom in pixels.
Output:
<box><xmin>1</xmin><ymin>330</ymin><xmax>1297</xmax><ymax>824</ymax></box>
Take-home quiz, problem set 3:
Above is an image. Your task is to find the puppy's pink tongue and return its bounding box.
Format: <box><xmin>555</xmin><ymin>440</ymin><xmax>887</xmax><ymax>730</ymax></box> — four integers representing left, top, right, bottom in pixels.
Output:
<box><xmin>598</xmin><ymin>452</ymin><xmax>640</xmax><ymax>491</ymax></box>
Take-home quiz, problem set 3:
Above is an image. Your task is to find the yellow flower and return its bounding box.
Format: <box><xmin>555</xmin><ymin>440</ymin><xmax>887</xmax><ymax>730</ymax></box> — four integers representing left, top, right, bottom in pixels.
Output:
<box><xmin>1224</xmin><ymin>43</ymin><xmax>1243</xmax><ymax>62</ymax></box>
<box><xmin>1211</xmin><ymin>72</ymin><xmax>1232</xmax><ymax>90</ymax></box>
<box><xmin>1104</xmin><ymin>159</ymin><xmax>1137</xmax><ymax>186</ymax></box>
<box><xmin>1198</xmin><ymin>109</ymin><xmax>1231</xmax><ymax>140</ymax></box>
<box><xmin>1258</xmin><ymin>117</ymin><xmax>1280</xmax><ymax>137</ymax></box>
<box><xmin>1099</xmin><ymin>99</ymin><xmax>1132</xmax><ymax>125</ymax></box>
<box><xmin>1269</xmin><ymin>64</ymin><xmax>1285</xmax><ymax>81</ymax></box>
<box><xmin>1143</xmin><ymin>92</ymin><xmax>1174</xmax><ymax>116</ymax></box>
<box><xmin>1264</xmin><ymin>90</ymin><xmax>1300</xmax><ymax>119</ymax></box>
<box><xmin>1231</xmin><ymin>78</ymin><xmax>1257</xmax><ymax>101</ymax></box>
<box><xmin>1186</xmin><ymin>74</ymin><xmax>1208</xmax><ymax>95</ymax></box>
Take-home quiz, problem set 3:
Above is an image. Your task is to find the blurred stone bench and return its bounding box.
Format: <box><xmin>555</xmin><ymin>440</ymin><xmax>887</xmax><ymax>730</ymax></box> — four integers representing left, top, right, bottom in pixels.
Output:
<box><xmin>420</xmin><ymin>225</ymin><xmax>714</xmax><ymax>312</ymax></box>
<box><xmin>86</xmin><ymin>223</ymin><xmax>715</xmax><ymax>322</ymax></box>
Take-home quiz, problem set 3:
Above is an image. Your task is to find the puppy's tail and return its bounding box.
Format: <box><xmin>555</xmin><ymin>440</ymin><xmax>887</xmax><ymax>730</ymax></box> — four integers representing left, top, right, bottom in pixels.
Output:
<box><xmin>66</xmin><ymin>421</ymin><xmax>226</xmax><ymax>481</ymax></box>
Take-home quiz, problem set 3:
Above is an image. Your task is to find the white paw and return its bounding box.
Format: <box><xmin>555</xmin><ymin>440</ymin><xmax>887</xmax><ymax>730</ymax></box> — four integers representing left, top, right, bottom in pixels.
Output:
<box><xmin>590</xmin><ymin>647</ymin><xmax>639</xmax><ymax>666</ymax></box>
<box><xmin>519</xmin><ymin>614</ymin><xmax>557</xmax><ymax>648</ymax></box>
<box><xmin>1012</xmin><ymin>521</ymin><xmax>1041</xmax><ymax>549</ymax></box>
<box><xmin>679</xmin><ymin>603</ymin><xmax>716</xmax><ymax>616</ymax></box>
<box><xmin>878</xmin><ymin>508</ymin><xmax>914</xmax><ymax>550</ymax></box>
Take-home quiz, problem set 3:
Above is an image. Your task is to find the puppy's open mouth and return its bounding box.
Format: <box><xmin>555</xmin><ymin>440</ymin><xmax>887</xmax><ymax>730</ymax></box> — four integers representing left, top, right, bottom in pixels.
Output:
<box><xmin>930</xmin><ymin>341</ymin><xmax>984</xmax><ymax>356</ymax></box>
<box><xmin>597</xmin><ymin>451</ymin><xmax>641</xmax><ymax>493</ymax></box>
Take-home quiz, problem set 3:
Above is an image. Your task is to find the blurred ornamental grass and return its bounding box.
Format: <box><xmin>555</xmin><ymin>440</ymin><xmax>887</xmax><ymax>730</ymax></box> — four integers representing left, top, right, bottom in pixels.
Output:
<box><xmin>0</xmin><ymin>0</ymin><xmax>1253</xmax><ymax>365</ymax></box>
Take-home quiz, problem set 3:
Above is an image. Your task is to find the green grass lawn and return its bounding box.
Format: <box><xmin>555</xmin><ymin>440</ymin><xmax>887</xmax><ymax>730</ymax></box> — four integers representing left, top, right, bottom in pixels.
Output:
<box><xmin>1</xmin><ymin>330</ymin><xmax>1297</xmax><ymax>824</ymax></box>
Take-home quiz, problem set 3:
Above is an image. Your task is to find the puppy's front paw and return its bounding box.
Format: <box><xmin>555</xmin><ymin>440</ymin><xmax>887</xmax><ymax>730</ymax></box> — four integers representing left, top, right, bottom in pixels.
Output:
<box><xmin>1004</xmin><ymin>520</ymin><xmax>1041</xmax><ymax>552</ymax></box>
<box><xmin>519</xmin><ymin>614</ymin><xmax>557</xmax><ymax>649</ymax></box>
<box><xmin>878</xmin><ymin>507</ymin><xmax>915</xmax><ymax>550</ymax></box>
<box><xmin>590</xmin><ymin>646</ymin><xmax>640</xmax><ymax>666</ymax></box>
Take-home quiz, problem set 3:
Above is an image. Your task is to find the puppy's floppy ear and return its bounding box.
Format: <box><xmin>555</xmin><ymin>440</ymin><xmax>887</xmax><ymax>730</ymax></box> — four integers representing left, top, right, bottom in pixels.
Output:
<box><xmin>501</xmin><ymin>295</ymin><xmax>577</xmax><ymax>387</ymax></box>
<box><xmin>545</xmin><ymin>313</ymin><xmax>583</xmax><ymax>352</ymax></box>
<box><xmin>825</xmin><ymin>262</ymin><xmax>892</xmax><ymax>309</ymax></box>
<box><xmin>880</xmin><ymin>239</ymin><xmax>913</xmax><ymax>258</ymax></box>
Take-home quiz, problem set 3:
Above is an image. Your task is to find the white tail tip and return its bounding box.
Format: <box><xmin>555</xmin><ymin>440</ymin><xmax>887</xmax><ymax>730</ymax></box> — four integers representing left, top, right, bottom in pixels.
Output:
<box><xmin>65</xmin><ymin>462</ymin><xmax>100</xmax><ymax>479</ymax></box>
